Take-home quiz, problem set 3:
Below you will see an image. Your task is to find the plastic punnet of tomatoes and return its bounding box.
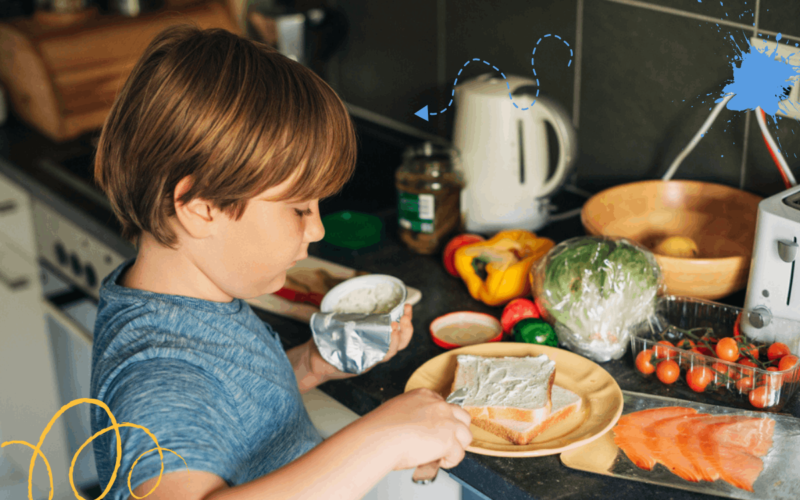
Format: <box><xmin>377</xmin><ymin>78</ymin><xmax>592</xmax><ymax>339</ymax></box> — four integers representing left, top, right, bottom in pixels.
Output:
<box><xmin>631</xmin><ymin>295</ymin><xmax>800</xmax><ymax>412</ymax></box>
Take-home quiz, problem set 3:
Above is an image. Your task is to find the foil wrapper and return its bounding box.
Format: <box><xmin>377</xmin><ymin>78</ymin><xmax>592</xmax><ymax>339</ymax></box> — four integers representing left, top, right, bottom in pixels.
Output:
<box><xmin>310</xmin><ymin>312</ymin><xmax>393</xmax><ymax>374</ymax></box>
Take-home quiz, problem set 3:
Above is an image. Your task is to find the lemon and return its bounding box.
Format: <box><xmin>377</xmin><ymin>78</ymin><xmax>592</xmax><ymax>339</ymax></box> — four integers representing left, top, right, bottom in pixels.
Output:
<box><xmin>654</xmin><ymin>236</ymin><xmax>699</xmax><ymax>258</ymax></box>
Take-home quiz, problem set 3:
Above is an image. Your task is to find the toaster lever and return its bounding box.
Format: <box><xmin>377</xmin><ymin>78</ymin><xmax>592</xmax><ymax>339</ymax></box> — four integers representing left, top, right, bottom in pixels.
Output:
<box><xmin>778</xmin><ymin>240</ymin><xmax>798</xmax><ymax>263</ymax></box>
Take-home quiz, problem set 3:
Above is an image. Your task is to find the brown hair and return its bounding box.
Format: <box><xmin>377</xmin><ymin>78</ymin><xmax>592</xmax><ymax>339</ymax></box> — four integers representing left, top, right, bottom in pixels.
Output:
<box><xmin>95</xmin><ymin>24</ymin><xmax>357</xmax><ymax>248</ymax></box>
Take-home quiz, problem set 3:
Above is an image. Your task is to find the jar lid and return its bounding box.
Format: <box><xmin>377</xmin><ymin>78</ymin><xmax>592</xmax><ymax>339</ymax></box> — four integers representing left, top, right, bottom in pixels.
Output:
<box><xmin>322</xmin><ymin>211</ymin><xmax>383</xmax><ymax>250</ymax></box>
<box><xmin>430</xmin><ymin>311</ymin><xmax>503</xmax><ymax>350</ymax></box>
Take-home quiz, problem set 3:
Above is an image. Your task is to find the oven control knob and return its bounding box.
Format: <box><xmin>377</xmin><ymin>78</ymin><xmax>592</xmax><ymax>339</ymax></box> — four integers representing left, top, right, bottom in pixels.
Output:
<box><xmin>55</xmin><ymin>242</ymin><xmax>67</xmax><ymax>265</ymax></box>
<box><xmin>778</xmin><ymin>240</ymin><xmax>798</xmax><ymax>263</ymax></box>
<box><xmin>70</xmin><ymin>253</ymin><xmax>82</xmax><ymax>276</ymax></box>
<box><xmin>748</xmin><ymin>306</ymin><xmax>772</xmax><ymax>329</ymax></box>
<box><xmin>85</xmin><ymin>264</ymin><xmax>97</xmax><ymax>288</ymax></box>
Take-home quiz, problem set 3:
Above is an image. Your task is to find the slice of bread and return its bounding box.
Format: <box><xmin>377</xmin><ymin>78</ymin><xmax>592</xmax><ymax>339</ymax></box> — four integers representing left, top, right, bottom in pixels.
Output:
<box><xmin>451</xmin><ymin>354</ymin><xmax>556</xmax><ymax>422</ymax></box>
<box><xmin>471</xmin><ymin>385</ymin><xmax>583</xmax><ymax>445</ymax></box>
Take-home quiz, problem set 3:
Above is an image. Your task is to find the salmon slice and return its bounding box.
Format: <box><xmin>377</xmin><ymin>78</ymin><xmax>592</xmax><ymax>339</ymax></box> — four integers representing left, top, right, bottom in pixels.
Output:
<box><xmin>712</xmin><ymin>417</ymin><xmax>775</xmax><ymax>456</ymax></box>
<box><xmin>613</xmin><ymin>425</ymin><xmax>658</xmax><ymax>470</ymax></box>
<box><xmin>644</xmin><ymin>414</ymin><xmax>708</xmax><ymax>483</ymax></box>
<box><xmin>615</xmin><ymin>406</ymin><xmax>697</xmax><ymax>428</ymax></box>
<box><xmin>613</xmin><ymin>407</ymin><xmax>698</xmax><ymax>470</ymax></box>
<box><xmin>698</xmin><ymin>419</ymin><xmax>772</xmax><ymax>492</ymax></box>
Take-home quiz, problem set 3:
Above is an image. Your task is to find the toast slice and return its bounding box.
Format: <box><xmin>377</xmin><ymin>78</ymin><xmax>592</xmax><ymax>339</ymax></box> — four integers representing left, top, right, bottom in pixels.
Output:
<box><xmin>451</xmin><ymin>354</ymin><xmax>556</xmax><ymax>422</ymax></box>
<box><xmin>471</xmin><ymin>386</ymin><xmax>583</xmax><ymax>445</ymax></box>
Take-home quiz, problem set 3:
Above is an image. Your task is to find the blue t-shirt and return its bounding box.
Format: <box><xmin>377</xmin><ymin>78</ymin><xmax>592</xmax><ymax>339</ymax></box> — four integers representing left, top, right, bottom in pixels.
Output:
<box><xmin>90</xmin><ymin>259</ymin><xmax>323</xmax><ymax>500</ymax></box>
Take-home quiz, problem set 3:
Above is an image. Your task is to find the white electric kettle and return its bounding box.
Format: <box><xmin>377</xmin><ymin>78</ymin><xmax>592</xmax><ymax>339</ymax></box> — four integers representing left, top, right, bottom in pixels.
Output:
<box><xmin>453</xmin><ymin>74</ymin><xmax>578</xmax><ymax>233</ymax></box>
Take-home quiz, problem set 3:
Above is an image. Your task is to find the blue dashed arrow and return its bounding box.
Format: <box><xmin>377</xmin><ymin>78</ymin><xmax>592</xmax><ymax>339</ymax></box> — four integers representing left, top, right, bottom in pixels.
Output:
<box><xmin>415</xmin><ymin>34</ymin><xmax>573</xmax><ymax>121</ymax></box>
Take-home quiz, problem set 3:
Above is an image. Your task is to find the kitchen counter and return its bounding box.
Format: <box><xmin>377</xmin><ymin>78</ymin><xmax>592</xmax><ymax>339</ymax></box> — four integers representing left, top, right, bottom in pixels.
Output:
<box><xmin>256</xmin><ymin>208</ymin><xmax>800</xmax><ymax>500</ymax></box>
<box><xmin>1</xmin><ymin>116</ymin><xmax>796</xmax><ymax>500</ymax></box>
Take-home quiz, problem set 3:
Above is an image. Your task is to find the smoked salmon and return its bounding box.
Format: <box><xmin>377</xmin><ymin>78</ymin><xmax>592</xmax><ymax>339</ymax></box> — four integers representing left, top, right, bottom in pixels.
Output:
<box><xmin>612</xmin><ymin>406</ymin><xmax>775</xmax><ymax>492</ymax></box>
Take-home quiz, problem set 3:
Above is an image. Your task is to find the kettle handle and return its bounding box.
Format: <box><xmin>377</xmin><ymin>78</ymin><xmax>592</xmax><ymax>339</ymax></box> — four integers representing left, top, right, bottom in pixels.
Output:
<box><xmin>517</xmin><ymin>93</ymin><xmax>578</xmax><ymax>200</ymax></box>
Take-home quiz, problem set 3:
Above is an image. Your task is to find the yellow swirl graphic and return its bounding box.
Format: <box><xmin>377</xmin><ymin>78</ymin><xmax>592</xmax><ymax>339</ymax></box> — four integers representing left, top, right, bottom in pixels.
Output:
<box><xmin>0</xmin><ymin>398</ymin><xmax>188</xmax><ymax>500</ymax></box>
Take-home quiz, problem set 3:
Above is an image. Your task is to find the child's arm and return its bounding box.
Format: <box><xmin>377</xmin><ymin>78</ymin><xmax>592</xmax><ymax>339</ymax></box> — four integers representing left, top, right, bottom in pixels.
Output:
<box><xmin>287</xmin><ymin>304</ymin><xmax>415</xmax><ymax>393</ymax></box>
<box><xmin>129</xmin><ymin>388</ymin><xmax>472</xmax><ymax>500</ymax></box>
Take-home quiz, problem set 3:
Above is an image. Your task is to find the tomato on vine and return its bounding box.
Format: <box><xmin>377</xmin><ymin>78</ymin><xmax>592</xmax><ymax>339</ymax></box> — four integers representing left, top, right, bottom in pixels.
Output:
<box><xmin>636</xmin><ymin>349</ymin><xmax>656</xmax><ymax>375</ymax></box>
<box><xmin>749</xmin><ymin>385</ymin><xmax>771</xmax><ymax>408</ymax></box>
<box><xmin>656</xmin><ymin>360</ymin><xmax>680</xmax><ymax>384</ymax></box>
<box><xmin>740</xmin><ymin>343</ymin><xmax>759</xmax><ymax>360</ymax></box>
<box><xmin>677</xmin><ymin>339</ymin><xmax>695</xmax><ymax>350</ymax></box>
<box><xmin>768</xmin><ymin>342</ymin><xmax>791</xmax><ymax>361</ymax></box>
<box><xmin>655</xmin><ymin>340</ymin><xmax>677</xmax><ymax>359</ymax></box>
<box><xmin>687</xmin><ymin>366</ymin><xmax>714</xmax><ymax>392</ymax></box>
<box><xmin>715</xmin><ymin>337</ymin><xmax>739</xmax><ymax>362</ymax></box>
<box><xmin>711</xmin><ymin>362</ymin><xmax>728</xmax><ymax>375</ymax></box>
<box><xmin>736</xmin><ymin>376</ymin><xmax>754</xmax><ymax>391</ymax></box>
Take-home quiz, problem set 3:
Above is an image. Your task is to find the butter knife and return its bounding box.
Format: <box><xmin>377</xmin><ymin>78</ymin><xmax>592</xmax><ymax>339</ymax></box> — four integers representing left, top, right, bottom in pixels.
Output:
<box><xmin>411</xmin><ymin>387</ymin><xmax>469</xmax><ymax>485</ymax></box>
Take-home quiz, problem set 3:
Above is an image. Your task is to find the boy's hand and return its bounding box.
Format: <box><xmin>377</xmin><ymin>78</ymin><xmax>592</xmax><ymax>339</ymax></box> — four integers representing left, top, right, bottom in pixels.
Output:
<box><xmin>359</xmin><ymin>387</ymin><xmax>473</xmax><ymax>471</ymax></box>
<box><xmin>309</xmin><ymin>303</ymin><xmax>414</xmax><ymax>384</ymax></box>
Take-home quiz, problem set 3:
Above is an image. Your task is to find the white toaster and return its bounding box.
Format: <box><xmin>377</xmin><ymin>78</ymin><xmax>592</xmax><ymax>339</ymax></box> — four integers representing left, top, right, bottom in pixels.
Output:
<box><xmin>742</xmin><ymin>184</ymin><xmax>800</xmax><ymax>348</ymax></box>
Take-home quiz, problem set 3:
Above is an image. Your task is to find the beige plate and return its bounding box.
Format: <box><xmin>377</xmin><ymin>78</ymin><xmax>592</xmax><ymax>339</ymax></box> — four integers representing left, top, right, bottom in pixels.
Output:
<box><xmin>404</xmin><ymin>343</ymin><xmax>624</xmax><ymax>458</ymax></box>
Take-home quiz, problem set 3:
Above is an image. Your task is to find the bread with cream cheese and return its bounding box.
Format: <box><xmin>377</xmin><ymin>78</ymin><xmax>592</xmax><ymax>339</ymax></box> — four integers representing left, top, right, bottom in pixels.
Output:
<box><xmin>451</xmin><ymin>354</ymin><xmax>556</xmax><ymax>423</ymax></box>
<box><xmin>472</xmin><ymin>385</ymin><xmax>582</xmax><ymax>445</ymax></box>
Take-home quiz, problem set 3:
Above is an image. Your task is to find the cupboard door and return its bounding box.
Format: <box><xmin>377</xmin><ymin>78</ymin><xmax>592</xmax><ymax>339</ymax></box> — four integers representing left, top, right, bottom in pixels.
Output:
<box><xmin>0</xmin><ymin>241</ymin><xmax>71</xmax><ymax>499</ymax></box>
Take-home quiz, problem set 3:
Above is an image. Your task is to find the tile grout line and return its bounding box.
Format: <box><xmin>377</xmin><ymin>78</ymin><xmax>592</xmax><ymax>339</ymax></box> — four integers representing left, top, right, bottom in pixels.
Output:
<box><xmin>437</xmin><ymin>0</ymin><xmax>447</xmax><ymax>137</ymax></box>
<box><xmin>437</xmin><ymin>0</ymin><xmax>446</xmax><ymax>90</ymax></box>
<box><xmin>573</xmin><ymin>0</ymin><xmax>584</xmax><ymax>130</ymax></box>
<box><xmin>740</xmin><ymin>0</ymin><xmax>761</xmax><ymax>190</ymax></box>
<box><xmin>604</xmin><ymin>0</ymin><xmax>756</xmax><ymax>31</ymax></box>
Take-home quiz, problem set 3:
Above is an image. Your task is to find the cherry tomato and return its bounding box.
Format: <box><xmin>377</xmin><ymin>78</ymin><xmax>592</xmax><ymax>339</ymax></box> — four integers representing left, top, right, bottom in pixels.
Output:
<box><xmin>655</xmin><ymin>340</ymin><xmax>676</xmax><ymax>359</ymax></box>
<box><xmin>636</xmin><ymin>349</ymin><xmax>656</xmax><ymax>375</ymax></box>
<box><xmin>749</xmin><ymin>385</ymin><xmax>771</xmax><ymax>408</ymax></box>
<box><xmin>687</xmin><ymin>366</ymin><xmax>714</xmax><ymax>392</ymax></box>
<box><xmin>711</xmin><ymin>362</ymin><xmax>729</xmax><ymax>375</ymax></box>
<box><xmin>736</xmin><ymin>376</ymin><xmax>755</xmax><ymax>391</ymax></box>
<box><xmin>727</xmin><ymin>366</ymin><xmax>742</xmax><ymax>381</ymax></box>
<box><xmin>677</xmin><ymin>339</ymin><xmax>695</xmax><ymax>350</ymax></box>
<box><xmin>715</xmin><ymin>337</ymin><xmax>739</xmax><ymax>362</ymax></box>
<box><xmin>767</xmin><ymin>342</ymin><xmax>791</xmax><ymax>361</ymax></box>
<box><xmin>656</xmin><ymin>360</ymin><xmax>680</xmax><ymax>384</ymax></box>
<box><xmin>779</xmin><ymin>355</ymin><xmax>800</xmax><ymax>383</ymax></box>
<box><xmin>779</xmin><ymin>354</ymin><xmax>799</xmax><ymax>371</ymax></box>
<box><xmin>739</xmin><ymin>343</ymin><xmax>759</xmax><ymax>361</ymax></box>
<box><xmin>739</xmin><ymin>358</ymin><xmax>758</xmax><ymax>368</ymax></box>
<box><xmin>733</xmin><ymin>311</ymin><xmax>742</xmax><ymax>336</ymax></box>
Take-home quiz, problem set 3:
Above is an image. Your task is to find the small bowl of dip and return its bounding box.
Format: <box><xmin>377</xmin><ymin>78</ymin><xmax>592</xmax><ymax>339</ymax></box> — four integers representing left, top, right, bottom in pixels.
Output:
<box><xmin>320</xmin><ymin>274</ymin><xmax>408</xmax><ymax>322</ymax></box>
<box><xmin>430</xmin><ymin>312</ymin><xmax>503</xmax><ymax>349</ymax></box>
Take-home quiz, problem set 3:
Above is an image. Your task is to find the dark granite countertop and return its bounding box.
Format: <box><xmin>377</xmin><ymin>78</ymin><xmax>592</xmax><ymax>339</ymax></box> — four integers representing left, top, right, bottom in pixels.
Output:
<box><xmin>1</xmin><ymin>115</ymin><xmax>796</xmax><ymax>500</ymax></box>
<box><xmin>256</xmin><ymin>208</ymin><xmax>798</xmax><ymax>500</ymax></box>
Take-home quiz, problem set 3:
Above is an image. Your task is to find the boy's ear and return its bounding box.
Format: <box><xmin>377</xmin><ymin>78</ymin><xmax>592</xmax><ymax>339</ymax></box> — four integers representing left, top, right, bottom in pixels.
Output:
<box><xmin>173</xmin><ymin>176</ymin><xmax>218</xmax><ymax>239</ymax></box>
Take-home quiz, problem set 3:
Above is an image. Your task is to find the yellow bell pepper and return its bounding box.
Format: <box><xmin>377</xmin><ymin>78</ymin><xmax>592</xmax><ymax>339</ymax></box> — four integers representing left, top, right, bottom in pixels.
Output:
<box><xmin>454</xmin><ymin>230</ymin><xmax>555</xmax><ymax>306</ymax></box>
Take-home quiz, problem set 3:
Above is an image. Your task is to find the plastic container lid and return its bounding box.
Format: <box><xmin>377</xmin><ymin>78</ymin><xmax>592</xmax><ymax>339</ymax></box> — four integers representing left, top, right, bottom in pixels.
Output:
<box><xmin>322</xmin><ymin>211</ymin><xmax>383</xmax><ymax>250</ymax></box>
<box><xmin>430</xmin><ymin>312</ymin><xmax>504</xmax><ymax>350</ymax></box>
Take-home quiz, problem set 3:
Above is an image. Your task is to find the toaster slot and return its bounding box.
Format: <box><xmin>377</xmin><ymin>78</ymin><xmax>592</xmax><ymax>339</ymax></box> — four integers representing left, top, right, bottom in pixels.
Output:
<box><xmin>782</xmin><ymin>191</ymin><xmax>800</xmax><ymax>211</ymax></box>
<box><xmin>790</xmin><ymin>236</ymin><xmax>797</xmax><ymax>307</ymax></box>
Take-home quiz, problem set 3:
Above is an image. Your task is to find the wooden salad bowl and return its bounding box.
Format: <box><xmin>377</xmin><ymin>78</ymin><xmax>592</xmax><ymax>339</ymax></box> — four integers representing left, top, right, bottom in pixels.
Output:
<box><xmin>581</xmin><ymin>180</ymin><xmax>763</xmax><ymax>300</ymax></box>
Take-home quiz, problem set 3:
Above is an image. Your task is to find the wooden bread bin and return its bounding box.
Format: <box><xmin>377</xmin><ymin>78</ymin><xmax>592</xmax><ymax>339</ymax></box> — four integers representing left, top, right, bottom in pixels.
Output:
<box><xmin>0</xmin><ymin>1</ymin><xmax>241</xmax><ymax>142</ymax></box>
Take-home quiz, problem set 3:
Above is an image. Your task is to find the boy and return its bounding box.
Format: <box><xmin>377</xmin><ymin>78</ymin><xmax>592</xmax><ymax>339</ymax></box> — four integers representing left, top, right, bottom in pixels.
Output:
<box><xmin>90</xmin><ymin>25</ymin><xmax>472</xmax><ymax>500</ymax></box>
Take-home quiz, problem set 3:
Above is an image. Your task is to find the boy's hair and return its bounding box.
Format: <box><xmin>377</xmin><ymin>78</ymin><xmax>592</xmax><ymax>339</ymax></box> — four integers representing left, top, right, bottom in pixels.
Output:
<box><xmin>95</xmin><ymin>24</ymin><xmax>357</xmax><ymax>248</ymax></box>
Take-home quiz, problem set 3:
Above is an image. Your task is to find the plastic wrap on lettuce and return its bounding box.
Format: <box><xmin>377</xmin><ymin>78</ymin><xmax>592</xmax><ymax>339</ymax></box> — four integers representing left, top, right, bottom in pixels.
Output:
<box><xmin>532</xmin><ymin>236</ymin><xmax>663</xmax><ymax>362</ymax></box>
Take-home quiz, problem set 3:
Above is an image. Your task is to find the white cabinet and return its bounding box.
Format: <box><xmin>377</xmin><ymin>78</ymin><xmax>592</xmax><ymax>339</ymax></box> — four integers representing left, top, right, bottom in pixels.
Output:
<box><xmin>0</xmin><ymin>173</ymin><xmax>36</xmax><ymax>256</ymax></box>
<box><xmin>0</xmin><ymin>173</ymin><xmax>71</xmax><ymax>500</ymax></box>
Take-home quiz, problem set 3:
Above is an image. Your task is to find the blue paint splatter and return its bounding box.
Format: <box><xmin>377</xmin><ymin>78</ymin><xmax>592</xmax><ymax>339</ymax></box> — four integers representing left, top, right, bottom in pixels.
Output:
<box><xmin>777</xmin><ymin>33</ymin><xmax>783</xmax><ymax>42</ymax></box>
<box><xmin>721</xmin><ymin>39</ymin><xmax>800</xmax><ymax>116</ymax></box>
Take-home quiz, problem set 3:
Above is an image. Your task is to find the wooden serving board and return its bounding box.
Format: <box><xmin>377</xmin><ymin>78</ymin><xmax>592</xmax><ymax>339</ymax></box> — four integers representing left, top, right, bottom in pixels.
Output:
<box><xmin>560</xmin><ymin>391</ymin><xmax>800</xmax><ymax>500</ymax></box>
<box><xmin>245</xmin><ymin>256</ymin><xmax>422</xmax><ymax>324</ymax></box>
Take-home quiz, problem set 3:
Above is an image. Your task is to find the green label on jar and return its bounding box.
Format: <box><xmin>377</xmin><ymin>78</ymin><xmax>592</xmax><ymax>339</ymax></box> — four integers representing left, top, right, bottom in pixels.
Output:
<box><xmin>398</xmin><ymin>191</ymin><xmax>435</xmax><ymax>234</ymax></box>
